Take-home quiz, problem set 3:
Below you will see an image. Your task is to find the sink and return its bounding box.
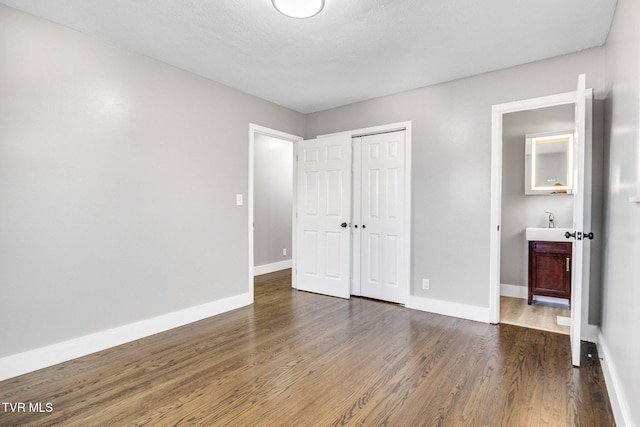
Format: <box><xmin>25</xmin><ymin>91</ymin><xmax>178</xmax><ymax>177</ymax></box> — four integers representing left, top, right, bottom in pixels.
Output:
<box><xmin>525</xmin><ymin>227</ymin><xmax>572</xmax><ymax>242</ymax></box>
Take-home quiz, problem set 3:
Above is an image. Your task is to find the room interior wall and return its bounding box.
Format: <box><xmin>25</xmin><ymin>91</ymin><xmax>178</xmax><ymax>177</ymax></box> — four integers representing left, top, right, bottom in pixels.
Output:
<box><xmin>600</xmin><ymin>0</ymin><xmax>640</xmax><ymax>423</ymax></box>
<box><xmin>2</xmin><ymin>4</ymin><xmax>637</xmax><ymax>422</ymax></box>
<box><xmin>253</xmin><ymin>134</ymin><xmax>293</xmax><ymax>269</ymax></box>
<box><xmin>500</xmin><ymin>105</ymin><xmax>575</xmax><ymax>289</ymax></box>
<box><xmin>0</xmin><ymin>5</ymin><xmax>305</xmax><ymax>358</ymax></box>
<box><xmin>306</xmin><ymin>48</ymin><xmax>606</xmax><ymax>310</ymax></box>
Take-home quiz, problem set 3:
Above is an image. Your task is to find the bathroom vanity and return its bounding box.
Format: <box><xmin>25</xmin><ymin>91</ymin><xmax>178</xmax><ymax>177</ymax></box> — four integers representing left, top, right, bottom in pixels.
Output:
<box><xmin>525</xmin><ymin>228</ymin><xmax>572</xmax><ymax>305</ymax></box>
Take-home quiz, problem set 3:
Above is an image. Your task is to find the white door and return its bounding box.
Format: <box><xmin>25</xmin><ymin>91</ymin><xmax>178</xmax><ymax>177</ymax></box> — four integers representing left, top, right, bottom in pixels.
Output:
<box><xmin>295</xmin><ymin>134</ymin><xmax>352</xmax><ymax>299</ymax></box>
<box><xmin>356</xmin><ymin>131</ymin><xmax>406</xmax><ymax>303</ymax></box>
<box><xmin>569</xmin><ymin>74</ymin><xmax>589</xmax><ymax>367</ymax></box>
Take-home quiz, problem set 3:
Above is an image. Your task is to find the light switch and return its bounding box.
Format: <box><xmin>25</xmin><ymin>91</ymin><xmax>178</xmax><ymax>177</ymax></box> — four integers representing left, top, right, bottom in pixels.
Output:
<box><xmin>236</xmin><ymin>194</ymin><xmax>243</xmax><ymax>206</ymax></box>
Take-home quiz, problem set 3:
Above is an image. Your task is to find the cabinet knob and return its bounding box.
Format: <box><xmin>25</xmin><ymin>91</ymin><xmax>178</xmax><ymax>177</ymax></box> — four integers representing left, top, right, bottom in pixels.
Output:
<box><xmin>564</xmin><ymin>231</ymin><xmax>576</xmax><ymax>239</ymax></box>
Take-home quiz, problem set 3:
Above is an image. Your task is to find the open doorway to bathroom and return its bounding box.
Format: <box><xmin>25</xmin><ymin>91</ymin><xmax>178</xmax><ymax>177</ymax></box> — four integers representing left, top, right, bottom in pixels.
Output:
<box><xmin>499</xmin><ymin>104</ymin><xmax>574</xmax><ymax>334</ymax></box>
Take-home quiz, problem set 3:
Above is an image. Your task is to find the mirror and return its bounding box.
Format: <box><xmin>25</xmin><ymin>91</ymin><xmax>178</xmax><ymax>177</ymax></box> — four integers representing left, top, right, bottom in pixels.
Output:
<box><xmin>525</xmin><ymin>131</ymin><xmax>573</xmax><ymax>195</ymax></box>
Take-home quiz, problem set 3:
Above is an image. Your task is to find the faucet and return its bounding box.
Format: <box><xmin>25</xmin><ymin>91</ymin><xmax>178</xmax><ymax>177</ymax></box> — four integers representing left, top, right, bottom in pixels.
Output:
<box><xmin>545</xmin><ymin>211</ymin><xmax>556</xmax><ymax>228</ymax></box>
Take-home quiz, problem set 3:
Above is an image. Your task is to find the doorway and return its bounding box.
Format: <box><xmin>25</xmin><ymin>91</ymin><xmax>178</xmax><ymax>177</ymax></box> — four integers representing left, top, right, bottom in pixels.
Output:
<box><xmin>489</xmin><ymin>75</ymin><xmax>592</xmax><ymax>367</ymax></box>
<box><xmin>499</xmin><ymin>104</ymin><xmax>575</xmax><ymax>334</ymax></box>
<box><xmin>248</xmin><ymin>124</ymin><xmax>302</xmax><ymax>299</ymax></box>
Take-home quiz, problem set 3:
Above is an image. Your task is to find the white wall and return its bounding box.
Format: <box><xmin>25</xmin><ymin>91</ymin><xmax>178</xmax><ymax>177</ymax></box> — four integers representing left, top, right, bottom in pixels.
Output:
<box><xmin>307</xmin><ymin>48</ymin><xmax>606</xmax><ymax>308</ymax></box>
<box><xmin>500</xmin><ymin>105</ymin><xmax>575</xmax><ymax>288</ymax></box>
<box><xmin>253</xmin><ymin>134</ymin><xmax>293</xmax><ymax>269</ymax></box>
<box><xmin>0</xmin><ymin>5</ymin><xmax>305</xmax><ymax>358</ymax></box>
<box><xmin>600</xmin><ymin>0</ymin><xmax>640</xmax><ymax>423</ymax></box>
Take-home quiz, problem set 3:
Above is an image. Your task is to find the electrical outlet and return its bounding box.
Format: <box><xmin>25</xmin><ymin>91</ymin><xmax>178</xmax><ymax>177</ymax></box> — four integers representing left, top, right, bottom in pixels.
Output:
<box><xmin>422</xmin><ymin>278</ymin><xmax>430</xmax><ymax>290</ymax></box>
<box><xmin>282</xmin><ymin>248</ymin><xmax>287</xmax><ymax>256</ymax></box>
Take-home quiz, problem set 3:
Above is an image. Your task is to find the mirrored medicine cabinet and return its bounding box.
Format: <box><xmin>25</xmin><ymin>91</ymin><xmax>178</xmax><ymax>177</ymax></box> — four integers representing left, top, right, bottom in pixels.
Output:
<box><xmin>524</xmin><ymin>131</ymin><xmax>574</xmax><ymax>195</ymax></box>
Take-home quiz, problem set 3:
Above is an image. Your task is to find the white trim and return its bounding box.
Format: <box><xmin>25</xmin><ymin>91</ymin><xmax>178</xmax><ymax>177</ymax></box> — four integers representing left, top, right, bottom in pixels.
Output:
<box><xmin>597</xmin><ymin>331</ymin><xmax>633</xmax><ymax>427</ymax></box>
<box><xmin>582</xmin><ymin>324</ymin><xmax>599</xmax><ymax>344</ymax></box>
<box><xmin>249</xmin><ymin>124</ymin><xmax>303</xmax><ymax>294</ymax></box>
<box><xmin>404</xmin><ymin>123</ymin><xmax>413</xmax><ymax>305</ymax></box>
<box><xmin>500</xmin><ymin>283</ymin><xmax>528</xmax><ymax>299</ymax></box>
<box><xmin>0</xmin><ymin>292</ymin><xmax>252</xmax><ymax>381</ymax></box>
<box><xmin>254</xmin><ymin>259</ymin><xmax>293</xmax><ymax>276</ymax></box>
<box><xmin>317</xmin><ymin>121</ymin><xmax>411</xmax><ymax>139</ymax></box>
<box><xmin>501</xmin><ymin>284</ymin><xmax>571</xmax><ymax>305</ymax></box>
<box><xmin>406</xmin><ymin>295</ymin><xmax>491</xmax><ymax>324</ymax></box>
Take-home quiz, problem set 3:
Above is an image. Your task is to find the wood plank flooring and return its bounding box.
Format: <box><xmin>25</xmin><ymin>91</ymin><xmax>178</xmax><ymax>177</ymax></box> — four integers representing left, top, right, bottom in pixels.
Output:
<box><xmin>500</xmin><ymin>296</ymin><xmax>571</xmax><ymax>335</ymax></box>
<box><xmin>0</xmin><ymin>269</ymin><xmax>614</xmax><ymax>426</ymax></box>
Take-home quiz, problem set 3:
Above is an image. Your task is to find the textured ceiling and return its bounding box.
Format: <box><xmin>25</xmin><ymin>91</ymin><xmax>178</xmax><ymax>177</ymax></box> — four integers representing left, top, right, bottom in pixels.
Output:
<box><xmin>0</xmin><ymin>0</ymin><xmax>617</xmax><ymax>113</ymax></box>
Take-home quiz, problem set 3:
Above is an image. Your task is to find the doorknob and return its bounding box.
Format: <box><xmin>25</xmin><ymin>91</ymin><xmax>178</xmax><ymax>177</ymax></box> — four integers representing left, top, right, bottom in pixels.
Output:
<box><xmin>341</xmin><ymin>222</ymin><xmax>348</xmax><ymax>228</ymax></box>
<box><xmin>565</xmin><ymin>231</ymin><xmax>586</xmax><ymax>240</ymax></box>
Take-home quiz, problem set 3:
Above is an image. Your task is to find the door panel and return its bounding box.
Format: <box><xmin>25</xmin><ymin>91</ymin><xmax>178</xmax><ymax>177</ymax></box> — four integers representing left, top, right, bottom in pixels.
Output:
<box><xmin>296</xmin><ymin>135</ymin><xmax>352</xmax><ymax>299</ymax></box>
<box><xmin>358</xmin><ymin>131</ymin><xmax>406</xmax><ymax>303</ymax></box>
<box><xmin>326</xmin><ymin>170</ymin><xmax>344</xmax><ymax>217</ymax></box>
<box><xmin>302</xmin><ymin>231</ymin><xmax>319</xmax><ymax>275</ymax></box>
<box><xmin>570</xmin><ymin>74</ymin><xmax>588</xmax><ymax>367</ymax></box>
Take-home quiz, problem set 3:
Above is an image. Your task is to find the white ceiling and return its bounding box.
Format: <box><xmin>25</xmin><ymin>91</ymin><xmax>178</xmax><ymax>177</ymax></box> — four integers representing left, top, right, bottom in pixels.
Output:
<box><xmin>0</xmin><ymin>0</ymin><xmax>617</xmax><ymax>113</ymax></box>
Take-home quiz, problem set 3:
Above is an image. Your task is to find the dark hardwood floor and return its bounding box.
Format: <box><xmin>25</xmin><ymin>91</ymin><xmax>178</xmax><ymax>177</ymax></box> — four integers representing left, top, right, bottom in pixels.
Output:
<box><xmin>0</xmin><ymin>269</ymin><xmax>614</xmax><ymax>426</ymax></box>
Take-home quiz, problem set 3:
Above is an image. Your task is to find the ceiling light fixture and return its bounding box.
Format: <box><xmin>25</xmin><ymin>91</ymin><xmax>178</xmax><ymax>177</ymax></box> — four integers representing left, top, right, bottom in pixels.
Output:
<box><xmin>272</xmin><ymin>0</ymin><xmax>325</xmax><ymax>19</ymax></box>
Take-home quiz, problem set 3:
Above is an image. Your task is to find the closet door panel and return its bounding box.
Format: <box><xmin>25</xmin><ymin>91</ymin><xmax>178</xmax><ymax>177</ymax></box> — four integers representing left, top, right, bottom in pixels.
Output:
<box><xmin>359</xmin><ymin>131</ymin><xmax>406</xmax><ymax>303</ymax></box>
<box><xmin>296</xmin><ymin>135</ymin><xmax>352</xmax><ymax>299</ymax></box>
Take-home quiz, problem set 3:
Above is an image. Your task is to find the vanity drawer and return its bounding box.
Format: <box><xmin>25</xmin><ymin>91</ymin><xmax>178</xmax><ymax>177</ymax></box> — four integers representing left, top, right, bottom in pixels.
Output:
<box><xmin>529</xmin><ymin>241</ymin><xmax>571</xmax><ymax>255</ymax></box>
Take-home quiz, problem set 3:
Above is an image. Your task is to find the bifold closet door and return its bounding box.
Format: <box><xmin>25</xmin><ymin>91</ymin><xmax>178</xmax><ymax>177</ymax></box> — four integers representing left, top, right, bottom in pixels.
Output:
<box><xmin>356</xmin><ymin>131</ymin><xmax>406</xmax><ymax>303</ymax></box>
<box><xmin>295</xmin><ymin>134</ymin><xmax>352</xmax><ymax>299</ymax></box>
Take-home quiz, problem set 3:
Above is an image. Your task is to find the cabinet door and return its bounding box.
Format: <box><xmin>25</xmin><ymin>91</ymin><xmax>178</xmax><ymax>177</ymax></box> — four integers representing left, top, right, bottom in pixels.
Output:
<box><xmin>528</xmin><ymin>241</ymin><xmax>571</xmax><ymax>303</ymax></box>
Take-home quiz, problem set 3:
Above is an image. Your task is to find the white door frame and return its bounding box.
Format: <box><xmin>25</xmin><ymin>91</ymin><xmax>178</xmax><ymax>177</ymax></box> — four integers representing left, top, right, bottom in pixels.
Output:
<box><xmin>318</xmin><ymin>121</ymin><xmax>412</xmax><ymax>305</ymax></box>
<box><xmin>489</xmin><ymin>88</ymin><xmax>592</xmax><ymax>334</ymax></box>
<box><xmin>490</xmin><ymin>92</ymin><xmax>575</xmax><ymax>323</ymax></box>
<box><xmin>248</xmin><ymin>124</ymin><xmax>303</xmax><ymax>300</ymax></box>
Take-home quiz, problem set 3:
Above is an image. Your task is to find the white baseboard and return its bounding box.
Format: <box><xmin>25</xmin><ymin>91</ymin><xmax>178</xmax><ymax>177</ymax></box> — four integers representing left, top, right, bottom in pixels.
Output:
<box><xmin>254</xmin><ymin>259</ymin><xmax>292</xmax><ymax>276</ymax></box>
<box><xmin>406</xmin><ymin>295</ymin><xmax>490</xmax><ymax>323</ymax></box>
<box><xmin>582</xmin><ymin>324</ymin><xmax>599</xmax><ymax>344</ymax></box>
<box><xmin>597</xmin><ymin>331</ymin><xmax>632</xmax><ymax>427</ymax></box>
<box><xmin>0</xmin><ymin>292</ymin><xmax>252</xmax><ymax>382</ymax></box>
<box><xmin>501</xmin><ymin>283</ymin><xmax>528</xmax><ymax>299</ymax></box>
<box><xmin>501</xmin><ymin>283</ymin><xmax>570</xmax><ymax>306</ymax></box>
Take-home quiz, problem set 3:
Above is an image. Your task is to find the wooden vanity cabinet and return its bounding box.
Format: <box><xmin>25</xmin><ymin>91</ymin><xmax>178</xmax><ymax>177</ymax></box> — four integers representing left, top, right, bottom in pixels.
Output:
<box><xmin>528</xmin><ymin>241</ymin><xmax>572</xmax><ymax>305</ymax></box>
